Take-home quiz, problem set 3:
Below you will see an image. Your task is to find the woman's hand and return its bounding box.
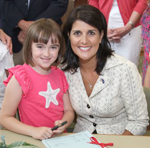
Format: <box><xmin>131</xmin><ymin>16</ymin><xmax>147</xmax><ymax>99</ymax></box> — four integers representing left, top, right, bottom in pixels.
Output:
<box><xmin>107</xmin><ymin>24</ymin><xmax>132</xmax><ymax>43</ymax></box>
<box><xmin>107</xmin><ymin>28</ymin><xmax>121</xmax><ymax>43</ymax></box>
<box><xmin>18</xmin><ymin>31</ymin><xmax>25</xmax><ymax>44</ymax></box>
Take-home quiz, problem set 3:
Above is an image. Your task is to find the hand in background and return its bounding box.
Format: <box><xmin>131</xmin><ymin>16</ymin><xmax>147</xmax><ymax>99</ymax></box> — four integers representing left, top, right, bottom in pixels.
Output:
<box><xmin>107</xmin><ymin>24</ymin><xmax>132</xmax><ymax>43</ymax></box>
<box><xmin>18</xmin><ymin>31</ymin><xmax>26</xmax><ymax>44</ymax></box>
<box><xmin>18</xmin><ymin>20</ymin><xmax>34</xmax><ymax>33</ymax></box>
<box><xmin>107</xmin><ymin>28</ymin><xmax>121</xmax><ymax>43</ymax></box>
<box><xmin>18</xmin><ymin>20</ymin><xmax>34</xmax><ymax>44</ymax></box>
<box><xmin>0</xmin><ymin>29</ymin><xmax>12</xmax><ymax>54</ymax></box>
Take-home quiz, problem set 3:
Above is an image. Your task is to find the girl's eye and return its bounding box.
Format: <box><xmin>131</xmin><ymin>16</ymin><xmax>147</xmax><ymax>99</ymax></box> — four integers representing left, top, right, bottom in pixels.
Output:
<box><xmin>51</xmin><ymin>45</ymin><xmax>59</xmax><ymax>50</ymax></box>
<box><xmin>51</xmin><ymin>46</ymin><xmax>57</xmax><ymax>50</ymax></box>
<box><xmin>36</xmin><ymin>45</ymin><xmax>44</xmax><ymax>49</ymax></box>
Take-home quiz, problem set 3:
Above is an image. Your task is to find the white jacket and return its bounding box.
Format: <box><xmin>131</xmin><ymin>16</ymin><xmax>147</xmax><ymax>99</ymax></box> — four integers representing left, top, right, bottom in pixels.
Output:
<box><xmin>65</xmin><ymin>54</ymin><xmax>149</xmax><ymax>135</ymax></box>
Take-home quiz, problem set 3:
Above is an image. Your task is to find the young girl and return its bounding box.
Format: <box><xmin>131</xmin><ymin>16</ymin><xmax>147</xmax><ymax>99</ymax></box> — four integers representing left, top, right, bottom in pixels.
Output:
<box><xmin>0</xmin><ymin>18</ymin><xmax>74</xmax><ymax>140</ymax></box>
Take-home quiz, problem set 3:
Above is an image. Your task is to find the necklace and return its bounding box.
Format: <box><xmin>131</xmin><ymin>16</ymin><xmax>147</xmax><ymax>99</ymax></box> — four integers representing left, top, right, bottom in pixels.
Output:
<box><xmin>80</xmin><ymin>69</ymin><xmax>94</xmax><ymax>89</ymax></box>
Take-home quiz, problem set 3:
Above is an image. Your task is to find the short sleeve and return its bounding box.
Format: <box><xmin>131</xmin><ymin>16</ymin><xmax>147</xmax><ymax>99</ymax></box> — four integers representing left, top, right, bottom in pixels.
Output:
<box><xmin>59</xmin><ymin>69</ymin><xmax>69</xmax><ymax>93</ymax></box>
<box><xmin>4</xmin><ymin>65</ymin><xmax>32</xmax><ymax>96</ymax></box>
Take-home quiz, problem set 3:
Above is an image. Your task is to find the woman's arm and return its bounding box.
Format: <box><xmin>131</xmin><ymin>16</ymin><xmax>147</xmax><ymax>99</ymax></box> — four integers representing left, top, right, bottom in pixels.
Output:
<box><xmin>107</xmin><ymin>11</ymin><xmax>142</xmax><ymax>42</ymax></box>
<box><xmin>0</xmin><ymin>76</ymin><xmax>53</xmax><ymax>140</ymax></box>
<box><xmin>121</xmin><ymin>62</ymin><xmax>149</xmax><ymax>135</ymax></box>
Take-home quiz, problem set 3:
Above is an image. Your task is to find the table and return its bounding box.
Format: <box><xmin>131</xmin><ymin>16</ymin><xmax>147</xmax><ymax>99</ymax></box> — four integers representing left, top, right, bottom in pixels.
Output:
<box><xmin>0</xmin><ymin>130</ymin><xmax>150</xmax><ymax>148</ymax></box>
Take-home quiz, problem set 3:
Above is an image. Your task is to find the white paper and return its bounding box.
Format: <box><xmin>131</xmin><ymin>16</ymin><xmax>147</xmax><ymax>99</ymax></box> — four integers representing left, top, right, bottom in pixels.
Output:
<box><xmin>42</xmin><ymin>131</ymin><xmax>102</xmax><ymax>148</ymax></box>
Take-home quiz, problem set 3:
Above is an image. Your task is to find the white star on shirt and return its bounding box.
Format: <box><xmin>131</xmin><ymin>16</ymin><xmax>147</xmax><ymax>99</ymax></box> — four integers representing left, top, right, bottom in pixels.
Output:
<box><xmin>39</xmin><ymin>82</ymin><xmax>60</xmax><ymax>108</ymax></box>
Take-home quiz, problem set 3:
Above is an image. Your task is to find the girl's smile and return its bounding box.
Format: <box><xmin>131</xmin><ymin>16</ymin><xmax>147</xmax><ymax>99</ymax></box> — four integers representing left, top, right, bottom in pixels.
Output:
<box><xmin>31</xmin><ymin>38</ymin><xmax>60</xmax><ymax>75</ymax></box>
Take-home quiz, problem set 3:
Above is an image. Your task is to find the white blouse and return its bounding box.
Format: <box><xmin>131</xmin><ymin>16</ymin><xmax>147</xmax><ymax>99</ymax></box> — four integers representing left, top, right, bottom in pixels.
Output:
<box><xmin>108</xmin><ymin>0</ymin><xmax>124</xmax><ymax>28</ymax></box>
<box><xmin>65</xmin><ymin>54</ymin><xmax>149</xmax><ymax>135</ymax></box>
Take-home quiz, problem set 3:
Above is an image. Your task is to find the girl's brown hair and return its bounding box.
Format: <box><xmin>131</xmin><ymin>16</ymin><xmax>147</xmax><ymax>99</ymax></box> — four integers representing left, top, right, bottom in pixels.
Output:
<box><xmin>23</xmin><ymin>18</ymin><xmax>64</xmax><ymax>66</ymax></box>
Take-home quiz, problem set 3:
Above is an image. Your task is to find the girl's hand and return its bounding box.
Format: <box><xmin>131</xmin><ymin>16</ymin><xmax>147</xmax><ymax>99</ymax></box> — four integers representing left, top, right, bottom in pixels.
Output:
<box><xmin>52</xmin><ymin>120</ymin><xmax>66</xmax><ymax>135</ymax></box>
<box><xmin>31</xmin><ymin>127</ymin><xmax>53</xmax><ymax>140</ymax></box>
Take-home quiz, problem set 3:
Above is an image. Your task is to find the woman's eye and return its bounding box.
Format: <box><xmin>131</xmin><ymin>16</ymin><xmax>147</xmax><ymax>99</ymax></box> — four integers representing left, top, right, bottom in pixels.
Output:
<box><xmin>88</xmin><ymin>31</ymin><xmax>95</xmax><ymax>35</ymax></box>
<box><xmin>74</xmin><ymin>31</ymin><xmax>81</xmax><ymax>36</ymax></box>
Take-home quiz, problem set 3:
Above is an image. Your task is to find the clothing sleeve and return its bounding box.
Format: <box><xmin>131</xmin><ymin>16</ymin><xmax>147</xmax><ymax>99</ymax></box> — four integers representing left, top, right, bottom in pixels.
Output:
<box><xmin>33</xmin><ymin>0</ymin><xmax>69</xmax><ymax>24</ymax></box>
<box><xmin>4</xmin><ymin>65</ymin><xmax>31</xmax><ymax>97</ymax></box>
<box><xmin>1</xmin><ymin>0</ymin><xmax>26</xmax><ymax>36</ymax></box>
<box><xmin>59</xmin><ymin>69</ymin><xmax>69</xmax><ymax>93</ymax></box>
<box><xmin>133</xmin><ymin>0</ymin><xmax>147</xmax><ymax>15</ymax></box>
<box><xmin>88</xmin><ymin>0</ymin><xmax>99</xmax><ymax>9</ymax></box>
<box><xmin>121</xmin><ymin>62</ymin><xmax>149</xmax><ymax>135</ymax></box>
<box><xmin>3</xmin><ymin>51</ymin><xmax>14</xmax><ymax>70</ymax></box>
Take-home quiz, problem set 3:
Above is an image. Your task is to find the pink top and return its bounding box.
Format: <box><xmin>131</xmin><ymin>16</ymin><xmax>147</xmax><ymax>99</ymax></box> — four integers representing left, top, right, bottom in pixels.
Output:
<box><xmin>89</xmin><ymin>0</ymin><xmax>147</xmax><ymax>27</ymax></box>
<box><xmin>4</xmin><ymin>64</ymin><xmax>69</xmax><ymax>128</ymax></box>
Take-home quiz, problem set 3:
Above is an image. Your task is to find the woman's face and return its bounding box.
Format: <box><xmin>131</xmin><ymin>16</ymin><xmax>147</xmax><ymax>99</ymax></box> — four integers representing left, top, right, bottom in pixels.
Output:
<box><xmin>69</xmin><ymin>20</ymin><xmax>103</xmax><ymax>62</ymax></box>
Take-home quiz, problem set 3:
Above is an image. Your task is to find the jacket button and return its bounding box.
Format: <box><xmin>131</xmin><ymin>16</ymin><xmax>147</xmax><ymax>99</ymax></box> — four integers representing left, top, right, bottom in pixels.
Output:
<box><xmin>87</xmin><ymin>104</ymin><xmax>90</xmax><ymax>108</ymax></box>
<box><xmin>89</xmin><ymin>115</ymin><xmax>94</xmax><ymax>118</ymax></box>
<box><xmin>93</xmin><ymin>123</ymin><xmax>97</xmax><ymax>127</ymax></box>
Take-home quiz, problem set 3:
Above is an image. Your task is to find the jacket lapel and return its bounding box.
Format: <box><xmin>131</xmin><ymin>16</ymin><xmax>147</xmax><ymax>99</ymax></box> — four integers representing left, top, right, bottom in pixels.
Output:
<box><xmin>90</xmin><ymin>54</ymin><xmax>124</xmax><ymax>98</ymax></box>
<box><xmin>89</xmin><ymin>75</ymin><xmax>110</xmax><ymax>98</ymax></box>
<box><xmin>69</xmin><ymin>68</ymin><xmax>90</xmax><ymax>103</ymax></box>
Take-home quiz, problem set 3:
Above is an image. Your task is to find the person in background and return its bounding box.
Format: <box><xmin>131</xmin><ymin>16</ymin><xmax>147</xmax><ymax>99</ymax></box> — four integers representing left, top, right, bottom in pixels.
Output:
<box><xmin>141</xmin><ymin>0</ymin><xmax>150</xmax><ymax>84</ymax></box>
<box><xmin>0</xmin><ymin>18</ymin><xmax>74</xmax><ymax>140</ymax></box>
<box><xmin>89</xmin><ymin>0</ymin><xmax>147</xmax><ymax>66</ymax></box>
<box><xmin>0</xmin><ymin>0</ymin><xmax>69</xmax><ymax>65</ymax></box>
<box><xmin>0</xmin><ymin>40</ymin><xmax>14</xmax><ymax>129</ymax></box>
<box><xmin>61</xmin><ymin>5</ymin><xmax>149</xmax><ymax>135</ymax></box>
<box><xmin>0</xmin><ymin>29</ymin><xmax>12</xmax><ymax>54</ymax></box>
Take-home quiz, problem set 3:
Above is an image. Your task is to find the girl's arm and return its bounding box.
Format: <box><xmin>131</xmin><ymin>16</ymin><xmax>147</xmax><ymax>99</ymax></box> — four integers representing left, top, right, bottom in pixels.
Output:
<box><xmin>144</xmin><ymin>64</ymin><xmax>150</xmax><ymax>88</ymax></box>
<box><xmin>53</xmin><ymin>91</ymin><xmax>75</xmax><ymax>134</ymax></box>
<box><xmin>0</xmin><ymin>76</ymin><xmax>53</xmax><ymax>140</ymax></box>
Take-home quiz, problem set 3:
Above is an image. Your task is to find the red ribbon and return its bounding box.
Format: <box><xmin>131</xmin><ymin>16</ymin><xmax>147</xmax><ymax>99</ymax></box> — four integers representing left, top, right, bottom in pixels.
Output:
<box><xmin>88</xmin><ymin>137</ymin><xmax>113</xmax><ymax>148</ymax></box>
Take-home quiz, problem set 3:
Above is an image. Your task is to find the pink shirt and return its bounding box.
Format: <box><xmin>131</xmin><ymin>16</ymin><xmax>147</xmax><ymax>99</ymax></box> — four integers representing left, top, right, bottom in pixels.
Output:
<box><xmin>89</xmin><ymin>0</ymin><xmax>147</xmax><ymax>27</ymax></box>
<box><xmin>4</xmin><ymin>64</ymin><xmax>68</xmax><ymax>128</ymax></box>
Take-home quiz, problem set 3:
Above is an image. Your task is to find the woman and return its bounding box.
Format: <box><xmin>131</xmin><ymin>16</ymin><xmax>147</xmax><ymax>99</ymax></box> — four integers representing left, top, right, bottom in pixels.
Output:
<box><xmin>89</xmin><ymin>0</ymin><xmax>147</xmax><ymax>66</ymax></box>
<box><xmin>61</xmin><ymin>5</ymin><xmax>149</xmax><ymax>135</ymax></box>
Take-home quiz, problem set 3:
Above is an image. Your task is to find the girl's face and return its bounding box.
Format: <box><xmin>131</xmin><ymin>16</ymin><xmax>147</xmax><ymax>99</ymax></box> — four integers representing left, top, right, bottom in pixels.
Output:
<box><xmin>31</xmin><ymin>37</ymin><xmax>60</xmax><ymax>74</ymax></box>
<box><xmin>69</xmin><ymin>20</ymin><xmax>103</xmax><ymax>63</ymax></box>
